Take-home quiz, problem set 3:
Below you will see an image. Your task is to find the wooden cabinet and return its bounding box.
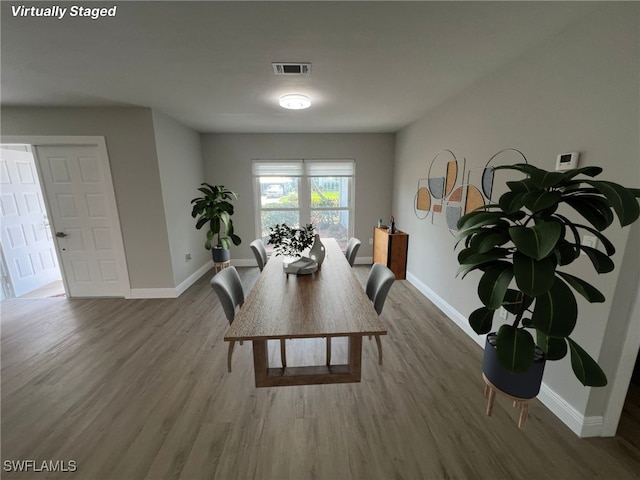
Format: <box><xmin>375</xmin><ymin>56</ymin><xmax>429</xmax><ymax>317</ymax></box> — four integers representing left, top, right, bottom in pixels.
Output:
<box><xmin>373</xmin><ymin>227</ymin><xmax>408</xmax><ymax>280</ymax></box>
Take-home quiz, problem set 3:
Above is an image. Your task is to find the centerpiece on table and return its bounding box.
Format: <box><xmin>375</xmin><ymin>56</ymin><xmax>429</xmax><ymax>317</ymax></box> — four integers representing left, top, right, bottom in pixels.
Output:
<box><xmin>268</xmin><ymin>223</ymin><xmax>323</xmax><ymax>275</ymax></box>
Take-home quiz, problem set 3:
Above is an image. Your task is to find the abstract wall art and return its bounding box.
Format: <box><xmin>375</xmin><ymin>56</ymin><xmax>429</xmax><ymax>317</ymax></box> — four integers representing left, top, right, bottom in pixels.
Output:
<box><xmin>414</xmin><ymin>148</ymin><xmax>528</xmax><ymax>233</ymax></box>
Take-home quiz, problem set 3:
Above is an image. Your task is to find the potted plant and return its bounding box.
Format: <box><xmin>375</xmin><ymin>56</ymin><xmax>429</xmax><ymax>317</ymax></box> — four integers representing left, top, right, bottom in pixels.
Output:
<box><xmin>191</xmin><ymin>183</ymin><xmax>242</xmax><ymax>262</ymax></box>
<box><xmin>268</xmin><ymin>223</ymin><xmax>315</xmax><ymax>258</ymax></box>
<box><xmin>456</xmin><ymin>164</ymin><xmax>639</xmax><ymax>397</ymax></box>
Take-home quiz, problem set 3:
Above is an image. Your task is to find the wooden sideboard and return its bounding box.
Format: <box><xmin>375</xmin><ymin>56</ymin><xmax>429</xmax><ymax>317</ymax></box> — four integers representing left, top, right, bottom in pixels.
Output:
<box><xmin>373</xmin><ymin>227</ymin><xmax>408</xmax><ymax>280</ymax></box>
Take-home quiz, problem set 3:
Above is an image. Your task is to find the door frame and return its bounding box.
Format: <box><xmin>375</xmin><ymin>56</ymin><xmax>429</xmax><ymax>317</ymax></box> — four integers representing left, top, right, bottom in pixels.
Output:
<box><xmin>1</xmin><ymin>136</ymin><xmax>131</xmax><ymax>298</ymax></box>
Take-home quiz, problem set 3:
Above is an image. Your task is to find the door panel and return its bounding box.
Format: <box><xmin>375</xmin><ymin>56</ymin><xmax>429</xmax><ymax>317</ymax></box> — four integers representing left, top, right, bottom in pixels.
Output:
<box><xmin>35</xmin><ymin>145</ymin><xmax>127</xmax><ymax>297</ymax></box>
<box><xmin>0</xmin><ymin>148</ymin><xmax>61</xmax><ymax>296</ymax></box>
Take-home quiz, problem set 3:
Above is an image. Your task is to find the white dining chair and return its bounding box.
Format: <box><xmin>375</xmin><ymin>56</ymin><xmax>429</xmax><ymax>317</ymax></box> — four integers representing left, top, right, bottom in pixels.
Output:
<box><xmin>345</xmin><ymin>237</ymin><xmax>362</xmax><ymax>267</ymax></box>
<box><xmin>211</xmin><ymin>266</ymin><xmax>286</xmax><ymax>371</ymax></box>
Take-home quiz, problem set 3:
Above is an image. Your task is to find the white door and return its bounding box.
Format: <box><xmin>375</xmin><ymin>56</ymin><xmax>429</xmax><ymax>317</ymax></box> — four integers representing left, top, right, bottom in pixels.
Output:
<box><xmin>0</xmin><ymin>147</ymin><xmax>61</xmax><ymax>297</ymax></box>
<box><xmin>34</xmin><ymin>144</ymin><xmax>128</xmax><ymax>297</ymax></box>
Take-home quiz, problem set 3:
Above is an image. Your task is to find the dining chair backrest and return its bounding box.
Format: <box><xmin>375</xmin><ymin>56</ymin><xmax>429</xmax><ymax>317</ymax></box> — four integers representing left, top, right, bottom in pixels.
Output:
<box><xmin>210</xmin><ymin>266</ymin><xmax>245</xmax><ymax>323</ymax></box>
<box><xmin>366</xmin><ymin>263</ymin><xmax>395</xmax><ymax>315</ymax></box>
<box><xmin>250</xmin><ymin>239</ymin><xmax>268</xmax><ymax>271</ymax></box>
<box><xmin>345</xmin><ymin>237</ymin><xmax>362</xmax><ymax>267</ymax></box>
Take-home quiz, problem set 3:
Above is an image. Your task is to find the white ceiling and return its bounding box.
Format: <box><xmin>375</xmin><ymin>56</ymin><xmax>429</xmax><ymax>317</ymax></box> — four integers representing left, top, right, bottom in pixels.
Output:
<box><xmin>1</xmin><ymin>1</ymin><xmax>601</xmax><ymax>133</ymax></box>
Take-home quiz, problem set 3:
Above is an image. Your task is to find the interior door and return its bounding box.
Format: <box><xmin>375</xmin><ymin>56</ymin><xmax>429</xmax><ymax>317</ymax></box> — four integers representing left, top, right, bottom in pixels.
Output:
<box><xmin>34</xmin><ymin>144</ymin><xmax>128</xmax><ymax>297</ymax></box>
<box><xmin>0</xmin><ymin>147</ymin><xmax>61</xmax><ymax>296</ymax></box>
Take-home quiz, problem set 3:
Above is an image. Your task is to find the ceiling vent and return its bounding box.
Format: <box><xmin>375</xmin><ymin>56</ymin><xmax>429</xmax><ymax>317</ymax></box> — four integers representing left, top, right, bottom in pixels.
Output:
<box><xmin>272</xmin><ymin>63</ymin><xmax>312</xmax><ymax>75</ymax></box>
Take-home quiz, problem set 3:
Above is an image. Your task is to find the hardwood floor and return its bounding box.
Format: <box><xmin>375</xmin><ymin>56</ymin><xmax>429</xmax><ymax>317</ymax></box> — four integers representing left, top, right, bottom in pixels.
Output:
<box><xmin>2</xmin><ymin>266</ymin><xmax>639</xmax><ymax>480</ymax></box>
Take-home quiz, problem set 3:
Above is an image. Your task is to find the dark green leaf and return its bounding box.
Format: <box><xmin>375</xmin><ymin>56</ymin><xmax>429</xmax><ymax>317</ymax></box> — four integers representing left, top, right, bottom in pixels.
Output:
<box><xmin>580</xmin><ymin>246</ymin><xmax>615</xmax><ymax>273</ymax></box>
<box><xmin>502</xmin><ymin>289</ymin><xmax>534</xmax><ymax>315</ymax></box>
<box><xmin>584</xmin><ymin>180</ymin><xmax>640</xmax><ymax>227</ymax></box>
<box><xmin>499</xmin><ymin>191</ymin><xmax>526</xmax><ymax>214</ymax></box>
<box><xmin>536</xmin><ymin>333</ymin><xmax>567</xmax><ymax>360</ymax></box>
<box><xmin>219</xmin><ymin>210</ymin><xmax>230</xmax><ymax>227</ymax></box>
<box><xmin>458</xmin><ymin>248</ymin><xmax>511</xmax><ymax>266</ymax></box>
<box><xmin>457</xmin><ymin>211</ymin><xmax>508</xmax><ymax>231</ymax></box>
<box><xmin>567</xmin><ymin>338</ymin><xmax>608</xmax><ymax>387</ymax></box>
<box><xmin>529</xmin><ymin>170</ymin><xmax>565</xmax><ymax>189</ymax></box>
<box><xmin>456</xmin><ymin>221</ymin><xmax>511</xmax><ymax>243</ymax></box>
<box><xmin>470</xmin><ymin>230</ymin><xmax>511</xmax><ymax>254</ymax></box>
<box><xmin>478</xmin><ymin>264</ymin><xmax>514</xmax><ymax>309</ymax></box>
<box><xmin>573</xmin><ymin>224</ymin><xmax>615</xmax><ymax>255</ymax></box>
<box><xmin>531</xmin><ymin>277</ymin><xmax>577</xmax><ymax>337</ymax></box>
<box><xmin>494</xmin><ymin>163</ymin><xmax>541</xmax><ymax>175</ymax></box>
<box><xmin>560</xmin><ymin>166</ymin><xmax>603</xmax><ymax>180</ymax></box>
<box><xmin>564</xmin><ymin>197</ymin><xmax>612</xmax><ymax>231</ymax></box>
<box><xmin>513</xmin><ymin>252</ymin><xmax>556</xmax><ymax>297</ymax></box>
<box><xmin>506</xmin><ymin>180</ymin><xmax>536</xmax><ymax>194</ymax></box>
<box><xmin>556</xmin><ymin>271</ymin><xmax>605</xmax><ymax>303</ymax></box>
<box><xmin>555</xmin><ymin>239</ymin><xmax>580</xmax><ymax>266</ymax></box>
<box><xmin>496</xmin><ymin>325</ymin><xmax>535</xmax><ymax>374</ymax></box>
<box><xmin>195</xmin><ymin>217</ymin><xmax>208</xmax><ymax>230</ymax></box>
<box><xmin>509</xmin><ymin>222</ymin><xmax>562</xmax><ymax>260</ymax></box>
<box><xmin>469</xmin><ymin>307</ymin><xmax>494</xmax><ymax>334</ymax></box>
<box><xmin>522</xmin><ymin>191</ymin><xmax>562</xmax><ymax>213</ymax></box>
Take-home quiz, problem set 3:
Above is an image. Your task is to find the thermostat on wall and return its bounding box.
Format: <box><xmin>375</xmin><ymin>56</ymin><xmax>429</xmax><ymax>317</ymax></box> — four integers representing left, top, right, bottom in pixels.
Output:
<box><xmin>556</xmin><ymin>152</ymin><xmax>579</xmax><ymax>171</ymax></box>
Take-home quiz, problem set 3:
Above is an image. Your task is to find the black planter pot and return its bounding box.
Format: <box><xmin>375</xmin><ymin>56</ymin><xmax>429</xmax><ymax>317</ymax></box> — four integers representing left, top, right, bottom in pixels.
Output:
<box><xmin>482</xmin><ymin>333</ymin><xmax>546</xmax><ymax>399</ymax></box>
<box><xmin>211</xmin><ymin>246</ymin><xmax>230</xmax><ymax>263</ymax></box>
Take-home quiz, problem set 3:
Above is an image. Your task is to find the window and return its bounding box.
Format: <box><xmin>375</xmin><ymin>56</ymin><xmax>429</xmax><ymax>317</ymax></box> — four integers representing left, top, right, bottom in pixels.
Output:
<box><xmin>253</xmin><ymin>159</ymin><xmax>354</xmax><ymax>251</ymax></box>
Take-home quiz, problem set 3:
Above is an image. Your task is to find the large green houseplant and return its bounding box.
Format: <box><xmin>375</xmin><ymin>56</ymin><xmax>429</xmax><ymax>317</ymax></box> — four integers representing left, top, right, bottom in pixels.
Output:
<box><xmin>456</xmin><ymin>164</ymin><xmax>639</xmax><ymax>389</ymax></box>
<box><xmin>191</xmin><ymin>183</ymin><xmax>242</xmax><ymax>262</ymax></box>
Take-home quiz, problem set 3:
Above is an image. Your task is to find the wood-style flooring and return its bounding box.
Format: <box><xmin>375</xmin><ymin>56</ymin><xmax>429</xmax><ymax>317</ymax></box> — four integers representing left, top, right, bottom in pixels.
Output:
<box><xmin>1</xmin><ymin>266</ymin><xmax>639</xmax><ymax>480</ymax></box>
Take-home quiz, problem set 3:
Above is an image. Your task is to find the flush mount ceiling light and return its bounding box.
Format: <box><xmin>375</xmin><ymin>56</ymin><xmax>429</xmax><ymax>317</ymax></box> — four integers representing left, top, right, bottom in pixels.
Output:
<box><xmin>279</xmin><ymin>93</ymin><xmax>311</xmax><ymax>110</ymax></box>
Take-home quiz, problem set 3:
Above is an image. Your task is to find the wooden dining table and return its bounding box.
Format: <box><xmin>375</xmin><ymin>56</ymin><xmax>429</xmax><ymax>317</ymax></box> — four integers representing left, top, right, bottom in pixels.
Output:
<box><xmin>224</xmin><ymin>238</ymin><xmax>386</xmax><ymax>387</ymax></box>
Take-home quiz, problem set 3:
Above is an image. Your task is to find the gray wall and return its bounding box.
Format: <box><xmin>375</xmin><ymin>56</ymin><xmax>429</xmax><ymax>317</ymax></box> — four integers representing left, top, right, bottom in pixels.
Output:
<box><xmin>1</xmin><ymin>107</ymin><xmax>175</xmax><ymax>289</ymax></box>
<box><xmin>393</xmin><ymin>4</ymin><xmax>639</xmax><ymax>419</ymax></box>
<box><xmin>200</xmin><ymin>133</ymin><xmax>396</xmax><ymax>260</ymax></box>
<box><xmin>152</xmin><ymin>110</ymin><xmax>208</xmax><ymax>286</ymax></box>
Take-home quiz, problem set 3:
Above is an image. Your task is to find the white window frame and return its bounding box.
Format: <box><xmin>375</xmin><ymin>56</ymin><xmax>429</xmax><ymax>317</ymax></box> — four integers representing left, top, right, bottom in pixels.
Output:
<box><xmin>252</xmin><ymin>159</ymin><xmax>355</xmax><ymax>247</ymax></box>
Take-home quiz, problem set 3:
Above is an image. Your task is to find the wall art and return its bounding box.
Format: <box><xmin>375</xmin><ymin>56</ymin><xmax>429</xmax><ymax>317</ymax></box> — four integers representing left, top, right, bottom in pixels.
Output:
<box><xmin>414</xmin><ymin>148</ymin><xmax>528</xmax><ymax>233</ymax></box>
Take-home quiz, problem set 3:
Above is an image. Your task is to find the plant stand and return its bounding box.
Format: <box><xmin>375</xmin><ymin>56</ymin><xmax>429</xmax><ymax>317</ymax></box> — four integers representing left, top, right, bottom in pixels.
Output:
<box><xmin>482</xmin><ymin>373</ymin><xmax>533</xmax><ymax>430</ymax></box>
<box><xmin>213</xmin><ymin>260</ymin><xmax>230</xmax><ymax>274</ymax></box>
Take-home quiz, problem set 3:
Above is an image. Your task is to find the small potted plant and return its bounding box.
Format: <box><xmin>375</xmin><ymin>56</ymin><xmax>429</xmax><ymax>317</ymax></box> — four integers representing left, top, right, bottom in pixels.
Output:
<box><xmin>268</xmin><ymin>223</ymin><xmax>315</xmax><ymax>258</ymax></box>
<box><xmin>191</xmin><ymin>183</ymin><xmax>242</xmax><ymax>262</ymax></box>
<box><xmin>456</xmin><ymin>164</ymin><xmax>639</xmax><ymax>397</ymax></box>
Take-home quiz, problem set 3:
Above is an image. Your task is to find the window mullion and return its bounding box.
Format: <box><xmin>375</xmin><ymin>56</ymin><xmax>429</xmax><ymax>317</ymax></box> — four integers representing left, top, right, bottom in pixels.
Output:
<box><xmin>299</xmin><ymin>175</ymin><xmax>311</xmax><ymax>226</ymax></box>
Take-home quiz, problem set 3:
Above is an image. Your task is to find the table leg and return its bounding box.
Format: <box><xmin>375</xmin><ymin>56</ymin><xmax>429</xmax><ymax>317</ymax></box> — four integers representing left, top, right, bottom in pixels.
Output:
<box><xmin>348</xmin><ymin>335</ymin><xmax>362</xmax><ymax>382</ymax></box>
<box><xmin>252</xmin><ymin>340</ymin><xmax>269</xmax><ymax>387</ymax></box>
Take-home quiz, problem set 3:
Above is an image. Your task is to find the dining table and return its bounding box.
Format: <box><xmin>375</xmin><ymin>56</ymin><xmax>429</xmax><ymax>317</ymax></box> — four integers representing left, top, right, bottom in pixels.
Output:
<box><xmin>224</xmin><ymin>238</ymin><xmax>387</xmax><ymax>387</ymax></box>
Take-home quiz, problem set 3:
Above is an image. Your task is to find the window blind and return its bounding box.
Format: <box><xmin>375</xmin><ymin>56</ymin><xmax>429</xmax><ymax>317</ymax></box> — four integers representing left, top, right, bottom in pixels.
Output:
<box><xmin>252</xmin><ymin>160</ymin><xmax>303</xmax><ymax>176</ymax></box>
<box><xmin>253</xmin><ymin>159</ymin><xmax>355</xmax><ymax>177</ymax></box>
<box><xmin>305</xmin><ymin>160</ymin><xmax>354</xmax><ymax>176</ymax></box>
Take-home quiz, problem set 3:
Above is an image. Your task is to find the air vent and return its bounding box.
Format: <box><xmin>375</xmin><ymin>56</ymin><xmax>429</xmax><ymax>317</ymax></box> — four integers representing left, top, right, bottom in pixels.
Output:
<box><xmin>272</xmin><ymin>63</ymin><xmax>312</xmax><ymax>75</ymax></box>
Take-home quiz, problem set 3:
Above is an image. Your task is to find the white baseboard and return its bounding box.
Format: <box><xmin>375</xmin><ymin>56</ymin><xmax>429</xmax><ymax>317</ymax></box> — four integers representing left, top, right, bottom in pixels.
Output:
<box><xmin>406</xmin><ymin>271</ymin><xmax>484</xmax><ymax>349</ymax></box>
<box><xmin>354</xmin><ymin>256</ymin><xmax>373</xmax><ymax>265</ymax></box>
<box><xmin>405</xmin><ymin>270</ymin><xmax>597</xmax><ymax>438</ymax></box>
<box><xmin>176</xmin><ymin>262</ymin><xmax>212</xmax><ymax>296</ymax></box>
<box><xmin>130</xmin><ymin>262</ymin><xmax>213</xmax><ymax>299</ymax></box>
